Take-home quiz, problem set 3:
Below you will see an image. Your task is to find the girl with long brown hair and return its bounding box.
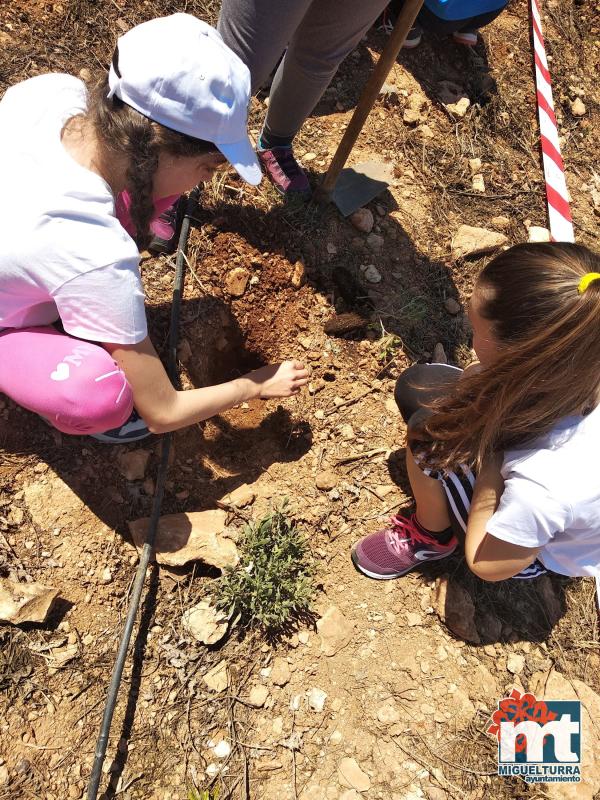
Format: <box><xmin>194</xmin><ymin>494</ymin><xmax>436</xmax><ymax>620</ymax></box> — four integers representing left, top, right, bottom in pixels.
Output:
<box><xmin>0</xmin><ymin>14</ymin><xmax>308</xmax><ymax>443</ymax></box>
<box><xmin>353</xmin><ymin>242</ymin><xmax>600</xmax><ymax>582</ymax></box>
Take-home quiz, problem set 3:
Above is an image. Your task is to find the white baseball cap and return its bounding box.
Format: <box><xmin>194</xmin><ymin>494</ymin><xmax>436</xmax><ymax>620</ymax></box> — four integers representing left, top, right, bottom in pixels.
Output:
<box><xmin>107</xmin><ymin>14</ymin><xmax>262</xmax><ymax>185</ymax></box>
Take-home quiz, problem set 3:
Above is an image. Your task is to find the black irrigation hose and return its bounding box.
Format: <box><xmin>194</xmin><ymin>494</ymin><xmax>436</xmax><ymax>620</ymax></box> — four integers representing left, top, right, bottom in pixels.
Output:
<box><xmin>87</xmin><ymin>186</ymin><xmax>201</xmax><ymax>800</ymax></box>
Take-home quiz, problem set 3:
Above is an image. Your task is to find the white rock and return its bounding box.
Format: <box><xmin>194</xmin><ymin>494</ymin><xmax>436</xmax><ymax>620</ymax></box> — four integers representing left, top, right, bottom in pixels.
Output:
<box><xmin>338</xmin><ymin>757</ymin><xmax>371</xmax><ymax>792</ymax></box>
<box><xmin>100</xmin><ymin>567</ymin><xmax>112</xmax><ymax>584</ymax></box>
<box><xmin>571</xmin><ymin>97</ymin><xmax>586</xmax><ymax>116</ymax></box>
<box><xmin>377</xmin><ymin>702</ymin><xmax>400</xmax><ymax>724</ymax></box>
<box><xmin>528</xmin><ymin>225</ymin><xmax>551</xmax><ymax>243</ymax></box>
<box><xmin>446</xmin><ymin>97</ymin><xmax>470</xmax><ymax>117</ymax></box>
<box><xmin>248</xmin><ymin>684</ymin><xmax>269</xmax><ymax>708</ymax></box>
<box><xmin>0</xmin><ymin>578</ymin><xmax>59</xmax><ymax>625</ymax></box>
<box><xmin>270</xmin><ymin>657</ymin><xmax>291</xmax><ymax>687</ymax></box>
<box><xmin>212</xmin><ymin>740</ymin><xmax>231</xmax><ymax>759</ymax></box>
<box><xmin>307</xmin><ymin>688</ymin><xmax>328</xmax><ymax>712</ymax></box>
<box><xmin>203</xmin><ymin>660</ymin><xmax>229</xmax><ymax>693</ymax></box>
<box><xmin>182</xmin><ymin>599</ymin><xmax>229</xmax><ymax>645</ymax></box>
<box><xmin>468</xmin><ymin>158</ymin><xmax>482</xmax><ymax>175</ymax></box>
<box><xmin>298</xmin><ymin>630</ymin><xmax>310</xmax><ymax>645</ymax></box>
<box><xmin>472</xmin><ymin>174</ymin><xmax>485</xmax><ymax>193</ymax></box>
<box><xmin>451</xmin><ymin>225</ymin><xmax>508</xmax><ymax>259</ymax></box>
<box><xmin>506</xmin><ymin>652</ymin><xmax>525</xmax><ymax>675</ymax></box>
<box><xmin>363</xmin><ymin>264</ymin><xmax>382</xmax><ymax>284</ymax></box>
<box><xmin>317</xmin><ymin>606</ymin><xmax>354</xmax><ymax>656</ymax></box>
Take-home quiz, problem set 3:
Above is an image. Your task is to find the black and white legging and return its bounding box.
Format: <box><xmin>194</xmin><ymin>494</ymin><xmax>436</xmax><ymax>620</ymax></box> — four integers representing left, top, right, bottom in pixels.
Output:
<box><xmin>394</xmin><ymin>364</ymin><xmax>546</xmax><ymax>580</ymax></box>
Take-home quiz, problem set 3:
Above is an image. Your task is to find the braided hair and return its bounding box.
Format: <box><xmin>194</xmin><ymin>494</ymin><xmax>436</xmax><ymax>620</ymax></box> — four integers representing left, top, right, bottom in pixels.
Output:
<box><xmin>86</xmin><ymin>75</ymin><xmax>217</xmax><ymax>250</ymax></box>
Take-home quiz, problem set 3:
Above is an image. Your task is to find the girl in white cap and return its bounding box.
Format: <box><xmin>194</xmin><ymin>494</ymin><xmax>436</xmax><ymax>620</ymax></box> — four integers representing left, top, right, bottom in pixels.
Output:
<box><xmin>0</xmin><ymin>14</ymin><xmax>309</xmax><ymax>443</ymax></box>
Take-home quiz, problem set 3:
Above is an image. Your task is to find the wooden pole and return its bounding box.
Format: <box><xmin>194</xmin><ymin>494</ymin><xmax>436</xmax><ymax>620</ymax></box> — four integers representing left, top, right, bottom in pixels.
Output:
<box><xmin>318</xmin><ymin>0</ymin><xmax>425</xmax><ymax>201</ymax></box>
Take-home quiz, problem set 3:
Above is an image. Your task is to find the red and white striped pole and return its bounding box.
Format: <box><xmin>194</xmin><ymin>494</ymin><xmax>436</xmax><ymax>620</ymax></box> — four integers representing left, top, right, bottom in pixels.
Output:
<box><xmin>530</xmin><ymin>0</ymin><xmax>575</xmax><ymax>243</ymax></box>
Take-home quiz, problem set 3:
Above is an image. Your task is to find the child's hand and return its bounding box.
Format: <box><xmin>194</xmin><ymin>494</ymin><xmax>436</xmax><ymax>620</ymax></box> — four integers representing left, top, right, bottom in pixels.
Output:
<box><xmin>247</xmin><ymin>361</ymin><xmax>310</xmax><ymax>399</ymax></box>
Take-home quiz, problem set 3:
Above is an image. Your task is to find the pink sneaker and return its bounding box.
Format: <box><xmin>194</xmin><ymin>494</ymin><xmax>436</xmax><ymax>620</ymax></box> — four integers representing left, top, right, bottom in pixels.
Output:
<box><xmin>257</xmin><ymin>146</ymin><xmax>311</xmax><ymax>197</ymax></box>
<box><xmin>351</xmin><ymin>514</ymin><xmax>457</xmax><ymax>580</ymax></box>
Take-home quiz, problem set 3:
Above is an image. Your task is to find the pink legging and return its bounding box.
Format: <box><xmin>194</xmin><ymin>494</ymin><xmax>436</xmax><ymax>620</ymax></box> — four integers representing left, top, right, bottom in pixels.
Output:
<box><xmin>0</xmin><ymin>327</ymin><xmax>133</xmax><ymax>435</ymax></box>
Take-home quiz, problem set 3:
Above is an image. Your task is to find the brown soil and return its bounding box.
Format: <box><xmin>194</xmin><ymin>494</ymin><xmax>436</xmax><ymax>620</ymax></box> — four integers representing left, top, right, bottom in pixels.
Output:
<box><xmin>1</xmin><ymin>1</ymin><xmax>599</xmax><ymax>799</ymax></box>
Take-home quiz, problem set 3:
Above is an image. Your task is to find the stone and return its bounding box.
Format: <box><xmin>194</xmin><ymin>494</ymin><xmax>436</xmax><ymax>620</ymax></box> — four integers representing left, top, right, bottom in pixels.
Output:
<box><xmin>270</xmin><ymin>657</ymin><xmax>291</xmax><ymax>687</ymax></box>
<box><xmin>221</xmin><ymin>483</ymin><xmax>256</xmax><ymax>508</ymax></box>
<box><xmin>451</xmin><ymin>225</ymin><xmax>508</xmax><ymax>259</ymax></box>
<box><xmin>377</xmin><ymin>702</ymin><xmax>400</xmax><ymax>724</ymax></box>
<box><xmin>211</xmin><ymin>740</ymin><xmax>232</xmax><ymax>759</ymax></box>
<box><xmin>571</xmin><ymin>97</ymin><xmax>586</xmax><ymax>116</ymax></box>
<box><xmin>340</xmin><ymin>424</ymin><xmax>354</xmax><ymax>440</ymax></box>
<box><xmin>315</xmin><ymin>471</ymin><xmax>338</xmax><ymax>491</ymax></box>
<box><xmin>23</xmin><ymin>477</ymin><xmax>88</xmax><ymax>532</ymax></box>
<box><xmin>362</xmin><ymin>264</ymin><xmax>382</xmax><ymax>284</ymax></box>
<box><xmin>528</xmin><ymin>225</ymin><xmax>551</xmax><ymax>243</ymax></box>
<box><xmin>100</xmin><ymin>567</ymin><xmax>112</xmax><ymax>584</ymax></box>
<box><xmin>403</xmin><ymin>91</ymin><xmax>428</xmax><ymax>124</ymax></box>
<box><xmin>182</xmin><ymin>599</ymin><xmax>229</xmax><ymax>645</ymax></box>
<box><xmin>380</xmin><ymin>82</ymin><xmax>399</xmax><ymax>102</ymax></box>
<box><xmin>468</xmin><ymin>158</ymin><xmax>482</xmax><ymax>175</ymax></box>
<box><xmin>247</xmin><ymin>684</ymin><xmax>269</xmax><ymax>708</ymax></box>
<box><xmin>405</xmin><ymin>611</ymin><xmax>422</xmax><ymax>627</ymax></box>
<box><xmin>339</xmin><ymin>792</ymin><xmax>362</xmax><ymax>800</ymax></box>
<box><xmin>350</xmin><ymin>208</ymin><xmax>374</xmax><ymax>234</ymax></box>
<box><xmin>491</xmin><ymin>215</ymin><xmax>510</xmax><ymax>229</ymax></box>
<box><xmin>444</xmin><ymin>297</ymin><xmax>461</xmax><ymax>315</ymax></box>
<box><xmin>472</xmin><ymin>174</ymin><xmax>485</xmax><ymax>193</ymax></box>
<box><xmin>46</xmin><ymin>642</ymin><xmax>79</xmax><ymax>670</ymax></box>
<box><xmin>203</xmin><ymin>660</ymin><xmax>229</xmax><ymax>692</ymax></box>
<box><xmin>338</xmin><ymin>757</ymin><xmax>371</xmax><ymax>792</ymax></box>
<box><xmin>117</xmin><ymin>449</ymin><xmax>151</xmax><ymax>481</ymax></box>
<box><xmin>225</xmin><ymin>267</ymin><xmax>250</xmax><ymax>297</ymax></box>
<box><xmin>544</xmin><ymin>670</ymin><xmax>600</xmax><ymax>799</ymax></box>
<box><xmin>317</xmin><ymin>605</ymin><xmax>353</xmax><ymax>656</ymax></box>
<box><xmin>307</xmin><ymin>687</ymin><xmax>328</xmax><ymax>712</ymax></box>
<box><xmin>432</xmin><ymin>343</ymin><xmax>448</xmax><ymax>364</ymax></box>
<box><xmin>303</xmin><ymin>152</ymin><xmax>317</xmax><ymax>162</ymax></box>
<box><xmin>446</xmin><ymin>97</ymin><xmax>470</xmax><ymax>117</ymax></box>
<box><xmin>366</xmin><ymin>233</ymin><xmax>384</xmax><ymax>252</ymax></box>
<box><xmin>291</xmin><ymin>260</ymin><xmax>306</xmax><ymax>289</ymax></box>
<box><xmin>434</xmin><ymin>577</ymin><xmax>480</xmax><ymax>643</ymax></box>
<box><xmin>128</xmin><ymin>510</ymin><xmax>238</xmax><ymax>569</ymax></box>
<box><xmin>0</xmin><ymin>578</ymin><xmax>59</xmax><ymax>625</ymax></box>
<box><xmin>506</xmin><ymin>652</ymin><xmax>525</xmax><ymax>675</ymax></box>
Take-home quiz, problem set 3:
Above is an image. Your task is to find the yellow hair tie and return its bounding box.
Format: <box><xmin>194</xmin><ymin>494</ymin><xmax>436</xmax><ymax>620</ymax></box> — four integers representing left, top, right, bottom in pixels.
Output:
<box><xmin>578</xmin><ymin>273</ymin><xmax>600</xmax><ymax>294</ymax></box>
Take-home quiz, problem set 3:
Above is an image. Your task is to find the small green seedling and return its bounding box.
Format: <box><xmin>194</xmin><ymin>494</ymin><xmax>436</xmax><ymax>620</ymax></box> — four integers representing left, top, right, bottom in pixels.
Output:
<box><xmin>216</xmin><ymin>502</ymin><xmax>316</xmax><ymax>631</ymax></box>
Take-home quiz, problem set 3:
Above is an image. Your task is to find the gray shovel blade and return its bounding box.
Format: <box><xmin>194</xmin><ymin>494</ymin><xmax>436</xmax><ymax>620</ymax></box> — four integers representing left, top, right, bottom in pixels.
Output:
<box><xmin>331</xmin><ymin>160</ymin><xmax>395</xmax><ymax>217</ymax></box>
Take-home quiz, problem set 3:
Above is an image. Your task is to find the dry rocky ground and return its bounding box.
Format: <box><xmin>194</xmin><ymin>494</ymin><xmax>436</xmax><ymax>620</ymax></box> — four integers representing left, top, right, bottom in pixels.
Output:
<box><xmin>1</xmin><ymin>1</ymin><xmax>599</xmax><ymax>799</ymax></box>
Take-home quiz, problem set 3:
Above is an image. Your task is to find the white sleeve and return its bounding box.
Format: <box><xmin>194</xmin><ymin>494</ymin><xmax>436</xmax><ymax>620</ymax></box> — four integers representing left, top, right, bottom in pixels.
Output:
<box><xmin>53</xmin><ymin>259</ymin><xmax>148</xmax><ymax>345</ymax></box>
<box><xmin>486</xmin><ymin>475</ymin><xmax>572</xmax><ymax>549</ymax></box>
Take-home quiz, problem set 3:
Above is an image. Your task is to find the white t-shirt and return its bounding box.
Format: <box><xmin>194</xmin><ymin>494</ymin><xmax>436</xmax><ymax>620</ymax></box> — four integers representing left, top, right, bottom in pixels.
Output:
<box><xmin>487</xmin><ymin>404</ymin><xmax>600</xmax><ymax>577</ymax></box>
<box><xmin>0</xmin><ymin>74</ymin><xmax>147</xmax><ymax>344</ymax></box>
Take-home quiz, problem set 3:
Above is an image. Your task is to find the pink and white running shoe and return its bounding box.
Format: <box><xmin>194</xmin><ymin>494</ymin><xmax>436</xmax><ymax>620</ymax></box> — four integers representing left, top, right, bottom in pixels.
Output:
<box><xmin>351</xmin><ymin>513</ymin><xmax>457</xmax><ymax>580</ymax></box>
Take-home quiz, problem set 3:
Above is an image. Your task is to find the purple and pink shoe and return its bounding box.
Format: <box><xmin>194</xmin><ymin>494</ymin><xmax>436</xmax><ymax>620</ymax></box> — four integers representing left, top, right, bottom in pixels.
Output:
<box><xmin>257</xmin><ymin>146</ymin><xmax>311</xmax><ymax>198</ymax></box>
<box><xmin>351</xmin><ymin>513</ymin><xmax>457</xmax><ymax>580</ymax></box>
